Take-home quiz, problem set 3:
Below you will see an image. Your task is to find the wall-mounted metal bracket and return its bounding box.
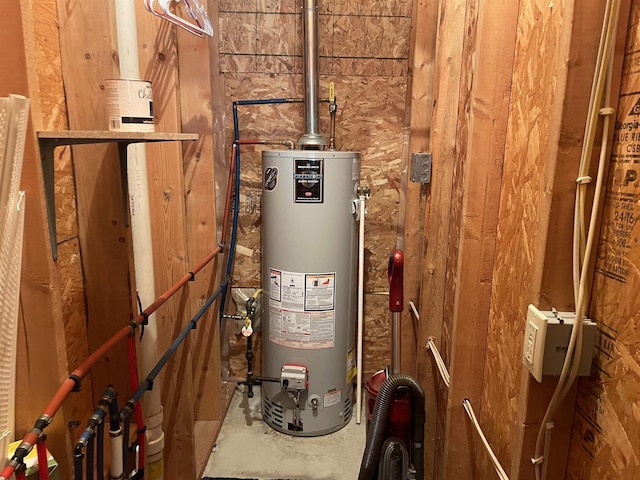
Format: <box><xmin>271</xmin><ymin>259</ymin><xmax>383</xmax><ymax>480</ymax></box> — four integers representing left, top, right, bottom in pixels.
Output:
<box><xmin>37</xmin><ymin>131</ymin><xmax>198</xmax><ymax>260</ymax></box>
<box><xmin>410</xmin><ymin>153</ymin><xmax>432</xmax><ymax>184</ymax></box>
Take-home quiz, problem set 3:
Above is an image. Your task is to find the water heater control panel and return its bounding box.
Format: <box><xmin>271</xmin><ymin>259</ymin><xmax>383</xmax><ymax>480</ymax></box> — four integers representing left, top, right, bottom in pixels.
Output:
<box><xmin>280</xmin><ymin>364</ymin><xmax>309</xmax><ymax>391</ymax></box>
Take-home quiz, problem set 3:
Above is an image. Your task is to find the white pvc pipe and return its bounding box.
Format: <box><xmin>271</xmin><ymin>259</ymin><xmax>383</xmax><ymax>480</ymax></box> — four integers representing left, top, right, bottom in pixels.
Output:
<box><xmin>109</xmin><ymin>428</ymin><xmax>124</xmax><ymax>479</ymax></box>
<box><xmin>356</xmin><ymin>195</ymin><xmax>366</xmax><ymax>424</ymax></box>
<box><xmin>114</xmin><ymin>0</ymin><xmax>165</xmax><ymax>476</ymax></box>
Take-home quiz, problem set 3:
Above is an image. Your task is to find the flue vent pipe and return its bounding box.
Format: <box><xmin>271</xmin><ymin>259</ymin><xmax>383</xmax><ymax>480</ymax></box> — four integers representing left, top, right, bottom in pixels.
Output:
<box><xmin>114</xmin><ymin>1</ymin><xmax>165</xmax><ymax>478</ymax></box>
<box><xmin>298</xmin><ymin>0</ymin><xmax>326</xmax><ymax>149</ymax></box>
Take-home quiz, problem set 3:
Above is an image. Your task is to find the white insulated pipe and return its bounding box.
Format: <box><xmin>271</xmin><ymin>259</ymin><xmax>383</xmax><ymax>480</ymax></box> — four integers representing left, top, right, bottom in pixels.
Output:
<box><xmin>356</xmin><ymin>195</ymin><xmax>366</xmax><ymax>424</ymax></box>
<box><xmin>109</xmin><ymin>427</ymin><xmax>124</xmax><ymax>479</ymax></box>
<box><xmin>114</xmin><ymin>0</ymin><xmax>165</xmax><ymax>477</ymax></box>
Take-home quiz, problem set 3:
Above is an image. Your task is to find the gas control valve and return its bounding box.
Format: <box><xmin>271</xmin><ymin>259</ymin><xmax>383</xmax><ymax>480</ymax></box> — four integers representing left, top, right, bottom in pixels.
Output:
<box><xmin>280</xmin><ymin>364</ymin><xmax>309</xmax><ymax>391</ymax></box>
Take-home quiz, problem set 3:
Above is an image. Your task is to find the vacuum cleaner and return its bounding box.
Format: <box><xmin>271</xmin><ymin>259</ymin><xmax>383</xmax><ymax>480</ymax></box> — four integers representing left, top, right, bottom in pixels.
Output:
<box><xmin>359</xmin><ymin>250</ymin><xmax>425</xmax><ymax>480</ymax></box>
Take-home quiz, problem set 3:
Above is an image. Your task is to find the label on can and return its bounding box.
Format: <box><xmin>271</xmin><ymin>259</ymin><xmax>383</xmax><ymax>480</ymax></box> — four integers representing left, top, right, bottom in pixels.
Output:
<box><xmin>294</xmin><ymin>159</ymin><xmax>324</xmax><ymax>202</ymax></box>
<box><xmin>105</xmin><ymin>79</ymin><xmax>154</xmax><ymax>132</ymax></box>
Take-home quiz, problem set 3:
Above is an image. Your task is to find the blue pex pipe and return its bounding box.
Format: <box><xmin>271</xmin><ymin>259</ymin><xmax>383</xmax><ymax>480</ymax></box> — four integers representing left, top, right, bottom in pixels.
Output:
<box><xmin>219</xmin><ymin>98</ymin><xmax>303</xmax><ymax>319</ymax></box>
<box><xmin>126</xmin><ymin>276</ymin><xmax>230</xmax><ymax>406</ymax></box>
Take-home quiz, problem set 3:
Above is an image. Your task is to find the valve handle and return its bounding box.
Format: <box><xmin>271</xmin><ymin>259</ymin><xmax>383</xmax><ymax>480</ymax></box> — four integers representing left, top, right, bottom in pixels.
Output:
<box><xmin>388</xmin><ymin>249</ymin><xmax>404</xmax><ymax>312</ymax></box>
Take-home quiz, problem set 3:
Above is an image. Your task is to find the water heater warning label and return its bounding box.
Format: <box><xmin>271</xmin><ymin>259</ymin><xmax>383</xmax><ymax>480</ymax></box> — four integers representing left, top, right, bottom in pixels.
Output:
<box><xmin>269</xmin><ymin>306</ymin><xmax>335</xmax><ymax>349</ymax></box>
<box><xmin>305</xmin><ymin>274</ymin><xmax>335</xmax><ymax>311</ymax></box>
<box><xmin>268</xmin><ymin>268</ymin><xmax>336</xmax><ymax>349</ymax></box>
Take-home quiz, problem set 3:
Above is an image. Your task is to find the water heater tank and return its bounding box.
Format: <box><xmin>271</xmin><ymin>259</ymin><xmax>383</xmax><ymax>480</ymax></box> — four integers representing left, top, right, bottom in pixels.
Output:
<box><xmin>261</xmin><ymin>149</ymin><xmax>360</xmax><ymax>436</ymax></box>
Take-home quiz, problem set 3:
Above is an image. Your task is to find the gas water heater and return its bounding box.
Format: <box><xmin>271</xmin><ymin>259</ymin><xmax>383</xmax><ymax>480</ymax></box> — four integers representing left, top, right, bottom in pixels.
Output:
<box><xmin>261</xmin><ymin>150</ymin><xmax>360</xmax><ymax>436</ymax></box>
<box><xmin>259</xmin><ymin>0</ymin><xmax>360</xmax><ymax>436</ymax></box>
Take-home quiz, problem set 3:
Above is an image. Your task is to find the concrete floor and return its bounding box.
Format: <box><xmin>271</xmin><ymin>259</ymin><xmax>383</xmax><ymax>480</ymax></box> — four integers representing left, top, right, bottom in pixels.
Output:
<box><xmin>202</xmin><ymin>386</ymin><xmax>366</xmax><ymax>480</ymax></box>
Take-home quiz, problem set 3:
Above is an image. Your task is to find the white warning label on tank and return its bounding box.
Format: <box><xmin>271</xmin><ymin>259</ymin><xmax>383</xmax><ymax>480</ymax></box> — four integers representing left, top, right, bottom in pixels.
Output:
<box><xmin>269</xmin><ymin>268</ymin><xmax>282</xmax><ymax>302</ymax></box>
<box><xmin>304</xmin><ymin>273</ymin><xmax>335</xmax><ymax>311</ymax></box>
<box><xmin>281</xmin><ymin>272</ymin><xmax>305</xmax><ymax>310</ymax></box>
<box><xmin>269</xmin><ymin>305</ymin><xmax>335</xmax><ymax>349</ymax></box>
<box><xmin>324</xmin><ymin>389</ymin><xmax>342</xmax><ymax>408</ymax></box>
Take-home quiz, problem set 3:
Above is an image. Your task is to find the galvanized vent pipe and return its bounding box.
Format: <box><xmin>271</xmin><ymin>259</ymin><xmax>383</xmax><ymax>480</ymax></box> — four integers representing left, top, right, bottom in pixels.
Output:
<box><xmin>299</xmin><ymin>0</ymin><xmax>326</xmax><ymax>149</ymax></box>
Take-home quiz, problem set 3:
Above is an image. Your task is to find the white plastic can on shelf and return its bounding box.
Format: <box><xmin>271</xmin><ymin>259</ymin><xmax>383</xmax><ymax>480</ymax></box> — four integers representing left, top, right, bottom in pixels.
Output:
<box><xmin>105</xmin><ymin>79</ymin><xmax>154</xmax><ymax>132</ymax></box>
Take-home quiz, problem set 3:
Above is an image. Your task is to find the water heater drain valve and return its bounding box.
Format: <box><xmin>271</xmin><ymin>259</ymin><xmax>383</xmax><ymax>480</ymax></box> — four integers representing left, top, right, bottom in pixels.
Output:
<box><xmin>280</xmin><ymin>365</ymin><xmax>309</xmax><ymax>391</ymax></box>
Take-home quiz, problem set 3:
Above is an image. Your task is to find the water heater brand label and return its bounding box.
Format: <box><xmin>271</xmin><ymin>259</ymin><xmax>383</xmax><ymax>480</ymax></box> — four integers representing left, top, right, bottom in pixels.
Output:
<box><xmin>264</xmin><ymin>166</ymin><xmax>278</xmax><ymax>191</ymax></box>
<box><xmin>268</xmin><ymin>268</ymin><xmax>336</xmax><ymax>349</ymax></box>
<box><xmin>294</xmin><ymin>159</ymin><xmax>324</xmax><ymax>202</ymax></box>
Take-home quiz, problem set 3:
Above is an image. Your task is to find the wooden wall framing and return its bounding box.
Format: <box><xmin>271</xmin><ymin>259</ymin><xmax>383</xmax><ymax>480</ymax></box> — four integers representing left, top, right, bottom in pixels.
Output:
<box><xmin>9</xmin><ymin>0</ymin><xmax>640</xmax><ymax>479</ymax></box>
<box><xmin>9</xmin><ymin>1</ymin><xmax>228</xmax><ymax>478</ymax></box>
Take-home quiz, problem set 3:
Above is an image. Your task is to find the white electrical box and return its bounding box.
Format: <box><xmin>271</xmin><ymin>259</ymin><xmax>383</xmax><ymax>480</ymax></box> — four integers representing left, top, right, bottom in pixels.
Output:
<box><xmin>522</xmin><ymin>305</ymin><xmax>597</xmax><ymax>383</ymax></box>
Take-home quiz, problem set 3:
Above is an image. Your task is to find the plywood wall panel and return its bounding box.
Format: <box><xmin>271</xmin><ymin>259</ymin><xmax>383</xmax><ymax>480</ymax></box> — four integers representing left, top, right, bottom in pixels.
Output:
<box><xmin>479</xmin><ymin>2</ymin><xmax>597</xmax><ymax>478</ymax></box>
<box><xmin>31</xmin><ymin>0</ymin><xmax>78</xmax><ymax>243</ymax></box>
<box><xmin>478</xmin><ymin>1</ymin><xmax>572</xmax><ymax>477</ymax></box>
<box><xmin>566</xmin><ymin>3</ymin><xmax>640</xmax><ymax>477</ymax></box>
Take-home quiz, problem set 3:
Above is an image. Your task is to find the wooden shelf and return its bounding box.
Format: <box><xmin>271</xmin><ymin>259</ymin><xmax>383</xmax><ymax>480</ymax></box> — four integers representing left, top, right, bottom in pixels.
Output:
<box><xmin>37</xmin><ymin>130</ymin><xmax>199</xmax><ymax>260</ymax></box>
<box><xmin>37</xmin><ymin>130</ymin><xmax>198</xmax><ymax>143</ymax></box>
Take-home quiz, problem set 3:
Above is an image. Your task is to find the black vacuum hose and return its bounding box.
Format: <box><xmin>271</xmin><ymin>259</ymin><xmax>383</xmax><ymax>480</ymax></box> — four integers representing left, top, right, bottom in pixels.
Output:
<box><xmin>358</xmin><ymin>373</ymin><xmax>425</xmax><ymax>480</ymax></box>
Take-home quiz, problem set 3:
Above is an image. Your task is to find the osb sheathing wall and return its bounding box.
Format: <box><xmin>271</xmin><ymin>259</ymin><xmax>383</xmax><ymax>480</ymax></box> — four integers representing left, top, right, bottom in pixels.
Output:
<box><xmin>567</xmin><ymin>2</ymin><xmax>640</xmax><ymax>478</ymax></box>
<box><xmin>219</xmin><ymin>0</ymin><xmax>413</xmax><ymax>379</ymax></box>
<box><xmin>474</xmin><ymin>1</ymin><xmax>630</xmax><ymax>479</ymax></box>
<box><xmin>476</xmin><ymin>0</ymin><xmax>581</xmax><ymax>476</ymax></box>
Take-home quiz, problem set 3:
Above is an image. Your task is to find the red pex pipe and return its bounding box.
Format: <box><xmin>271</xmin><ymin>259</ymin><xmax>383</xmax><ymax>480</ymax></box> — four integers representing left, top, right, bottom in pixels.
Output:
<box><xmin>127</xmin><ymin>335</ymin><xmax>146</xmax><ymax>470</ymax></box>
<box><xmin>0</xmin><ymin>246</ymin><xmax>223</xmax><ymax>480</ymax></box>
<box><xmin>36</xmin><ymin>439</ymin><xmax>49</xmax><ymax>480</ymax></box>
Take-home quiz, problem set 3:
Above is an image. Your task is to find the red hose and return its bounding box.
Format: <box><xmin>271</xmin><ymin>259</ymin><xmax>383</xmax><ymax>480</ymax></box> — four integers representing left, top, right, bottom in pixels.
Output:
<box><xmin>127</xmin><ymin>335</ymin><xmax>146</xmax><ymax>470</ymax></box>
<box><xmin>36</xmin><ymin>439</ymin><xmax>49</xmax><ymax>480</ymax></box>
<box><xmin>15</xmin><ymin>470</ymin><xmax>26</xmax><ymax>480</ymax></box>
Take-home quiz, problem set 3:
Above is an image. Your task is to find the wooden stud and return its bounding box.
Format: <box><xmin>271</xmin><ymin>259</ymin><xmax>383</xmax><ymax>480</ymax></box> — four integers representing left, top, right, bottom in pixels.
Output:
<box><xmin>440</xmin><ymin>0</ymin><xmax>519</xmax><ymax>478</ymax></box>
<box><xmin>415</xmin><ymin>0</ymin><xmax>467</xmax><ymax>477</ymax></box>
<box><xmin>56</xmin><ymin>0</ymin><xmax>134</xmax><ymax>401</ymax></box>
<box><xmin>400</xmin><ymin>0</ymin><xmax>438</xmax><ymax>378</ymax></box>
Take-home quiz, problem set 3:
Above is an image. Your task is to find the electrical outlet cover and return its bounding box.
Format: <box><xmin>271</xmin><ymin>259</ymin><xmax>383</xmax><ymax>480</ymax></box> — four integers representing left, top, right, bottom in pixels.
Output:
<box><xmin>522</xmin><ymin>304</ymin><xmax>548</xmax><ymax>382</ymax></box>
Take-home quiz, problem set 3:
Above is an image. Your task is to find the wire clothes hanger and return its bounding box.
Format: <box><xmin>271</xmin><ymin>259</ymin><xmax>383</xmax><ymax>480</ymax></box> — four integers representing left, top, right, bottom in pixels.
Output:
<box><xmin>144</xmin><ymin>0</ymin><xmax>213</xmax><ymax>37</ymax></box>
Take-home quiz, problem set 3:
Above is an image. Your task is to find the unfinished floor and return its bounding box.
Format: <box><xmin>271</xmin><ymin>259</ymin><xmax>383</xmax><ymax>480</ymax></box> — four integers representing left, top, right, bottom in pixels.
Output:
<box><xmin>202</xmin><ymin>386</ymin><xmax>366</xmax><ymax>480</ymax></box>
